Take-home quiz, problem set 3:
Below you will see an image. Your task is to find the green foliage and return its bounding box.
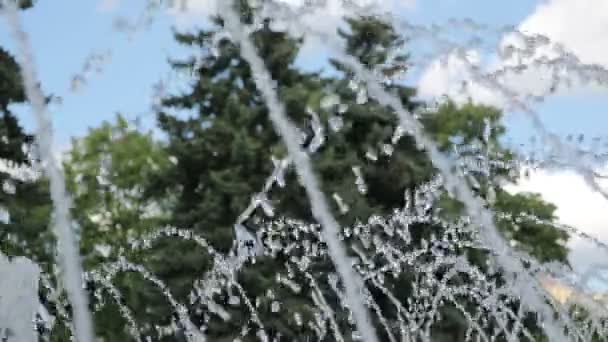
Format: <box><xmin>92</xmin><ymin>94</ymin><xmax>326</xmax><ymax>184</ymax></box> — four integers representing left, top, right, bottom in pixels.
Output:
<box><xmin>151</xmin><ymin>5</ymin><xmax>326</xmax><ymax>339</ymax></box>
<box><xmin>8</xmin><ymin>3</ymin><xmax>569</xmax><ymax>341</ymax></box>
<box><xmin>494</xmin><ymin>190</ymin><xmax>569</xmax><ymax>263</ymax></box>
<box><xmin>65</xmin><ymin>114</ymin><xmax>174</xmax><ymax>266</ymax></box>
<box><xmin>422</xmin><ymin>100</ymin><xmax>569</xmax><ymax>263</ymax></box>
<box><xmin>422</xmin><ymin>101</ymin><xmax>505</xmax><ymax>151</ymax></box>
<box><xmin>0</xmin><ymin>112</ymin><xmax>54</xmax><ymax>270</ymax></box>
<box><xmin>0</xmin><ymin>48</ymin><xmax>26</xmax><ymax>111</ymax></box>
<box><xmin>0</xmin><ymin>34</ymin><xmax>54</xmax><ymax>272</ymax></box>
<box><xmin>145</xmin><ymin>8</ymin><xmax>572</xmax><ymax>341</ymax></box>
<box><xmin>63</xmin><ymin>115</ymin><xmax>178</xmax><ymax>341</ymax></box>
<box><xmin>334</xmin><ymin>15</ymin><xmax>410</xmax><ymax>73</ymax></box>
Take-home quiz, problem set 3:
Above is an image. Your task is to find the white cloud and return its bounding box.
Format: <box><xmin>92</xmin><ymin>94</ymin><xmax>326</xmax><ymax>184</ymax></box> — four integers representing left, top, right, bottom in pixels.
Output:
<box><xmin>518</xmin><ymin>0</ymin><xmax>608</xmax><ymax>67</ymax></box>
<box><xmin>414</xmin><ymin>0</ymin><xmax>608</xmax><ymax>287</ymax></box>
<box><xmin>492</xmin><ymin>0</ymin><xmax>608</xmax><ymax>98</ymax></box>
<box><xmin>416</xmin><ymin>50</ymin><xmax>508</xmax><ymax>108</ymax></box>
<box><xmin>96</xmin><ymin>0</ymin><xmax>120</xmax><ymax>12</ymax></box>
<box><xmin>504</xmin><ymin>168</ymin><xmax>608</xmax><ymax>274</ymax></box>
<box><xmin>416</xmin><ymin>0</ymin><xmax>608</xmax><ymax>108</ymax></box>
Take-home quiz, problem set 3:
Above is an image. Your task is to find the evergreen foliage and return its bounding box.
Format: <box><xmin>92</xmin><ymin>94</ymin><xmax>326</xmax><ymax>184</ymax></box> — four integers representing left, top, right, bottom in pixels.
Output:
<box><xmin>0</xmin><ymin>1</ymin><xmax>573</xmax><ymax>340</ymax></box>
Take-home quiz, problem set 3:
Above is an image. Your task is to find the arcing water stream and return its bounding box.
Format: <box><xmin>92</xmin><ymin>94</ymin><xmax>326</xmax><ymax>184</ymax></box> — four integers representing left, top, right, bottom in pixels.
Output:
<box><xmin>2</xmin><ymin>0</ymin><xmax>608</xmax><ymax>341</ymax></box>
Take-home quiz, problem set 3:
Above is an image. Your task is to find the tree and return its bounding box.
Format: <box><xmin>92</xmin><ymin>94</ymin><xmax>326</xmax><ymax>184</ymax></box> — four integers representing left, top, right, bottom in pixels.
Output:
<box><xmin>0</xmin><ymin>14</ymin><xmax>71</xmax><ymax>341</ymax></box>
<box><xmin>322</xmin><ymin>16</ymin><xmax>569</xmax><ymax>340</ymax></box>
<box><xmin>0</xmin><ymin>43</ymin><xmax>54</xmax><ymax>272</ymax></box>
<box><xmin>72</xmin><ymin>2</ymin><xmax>570</xmax><ymax>340</ymax></box>
<box><xmin>65</xmin><ymin>114</ymin><xmax>174</xmax><ymax>267</ymax></box>
<box><xmin>421</xmin><ymin>100</ymin><xmax>569</xmax><ymax>264</ymax></box>
<box><xmin>63</xmin><ymin>114</ymin><xmax>176</xmax><ymax>341</ymax></box>
<box><xmin>150</xmin><ymin>2</ymin><xmax>330</xmax><ymax>339</ymax></box>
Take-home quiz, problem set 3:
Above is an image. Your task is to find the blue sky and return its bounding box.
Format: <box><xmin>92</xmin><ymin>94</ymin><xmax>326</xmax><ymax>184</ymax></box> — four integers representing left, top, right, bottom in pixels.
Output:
<box><xmin>3</xmin><ymin>0</ymin><xmax>608</xmax><ymax>284</ymax></box>
<box><xmin>1</xmin><ymin>0</ymin><xmax>180</xmax><ymax>146</ymax></box>
<box><xmin>2</xmin><ymin>0</ymin><xmax>605</xmax><ymax>148</ymax></box>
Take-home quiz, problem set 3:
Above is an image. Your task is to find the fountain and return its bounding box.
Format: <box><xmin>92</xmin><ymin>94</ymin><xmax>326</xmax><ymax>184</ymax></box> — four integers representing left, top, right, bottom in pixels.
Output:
<box><xmin>1</xmin><ymin>0</ymin><xmax>608</xmax><ymax>341</ymax></box>
<box><xmin>0</xmin><ymin>253</ymin><xmax>40</xmax><ymax>342</ymax></box>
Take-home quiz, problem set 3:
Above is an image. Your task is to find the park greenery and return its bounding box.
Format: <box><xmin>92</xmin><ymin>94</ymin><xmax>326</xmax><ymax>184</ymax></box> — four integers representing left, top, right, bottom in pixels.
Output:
<box><xmin>0</xmin><ymin>1</ymin><xmax>595</xmax><ymax>341</ymax></box>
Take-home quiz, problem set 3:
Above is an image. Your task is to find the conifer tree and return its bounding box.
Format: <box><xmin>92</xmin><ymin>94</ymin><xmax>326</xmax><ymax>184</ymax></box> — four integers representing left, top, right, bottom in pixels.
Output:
<box><xmin>149</xmin><ymin>2</ymin><xmax>331</xmax><ymax>338</ymax></box>
<box><xmin>0</xmin><ymin>22</ymin><xmax>69</xmax><ymax>341</ymax></box>
<box><xmin>0</xmin><ymin>1</ymin><xmax>572</xmax><ymax>340</ymax></box>
<box><xmin>329</xmin><ymin>15</ymin><xmax>569</xmax><ymax>340</ymax></box>
<box><xmin>0</xmin><ymin>46</ymin><xmax>53</xmax><ymax>271</ymax></box>
<box><xmin>144</xmin><ymin>3</ymin><xmax>568</xmax><ymax>341</ymax></box>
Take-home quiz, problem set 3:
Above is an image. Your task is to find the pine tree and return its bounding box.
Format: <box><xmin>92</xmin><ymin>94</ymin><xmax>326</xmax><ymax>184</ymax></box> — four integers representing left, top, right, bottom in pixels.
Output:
<box><xmin>148</xmin><ymin>1</ymin><xmax>331</xmax><ymax>339</ymax></box>
<box><xmin>329</xmin><ymin>16</ymin><xmax>569</xmax><ymax>340</ymax></box>
<box><xmin>0</xmin><ymin>4</ymin><xmax>81</xmax><ymax>337</ymax></box>
<box><xmin>142</xmin><ymin>4</ymin><xmax>569</xmax><ymax>341</ymax></box>
<box><xmin>0</xmin><ymin>46</ymin><xmax>54</xmax><ymax>271</ymax></box>
<box><xmin>0</xmin><ymin>31</ymin><xmax>71</xmax><ymax>341</ymax></box>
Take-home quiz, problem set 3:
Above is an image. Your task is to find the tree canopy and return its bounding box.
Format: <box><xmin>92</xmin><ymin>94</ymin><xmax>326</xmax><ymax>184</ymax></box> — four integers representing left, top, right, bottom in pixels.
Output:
<box><xmin>0</xmin><ymin>1</ymin><xmax>575</xmax><ymax>340</ymax></box>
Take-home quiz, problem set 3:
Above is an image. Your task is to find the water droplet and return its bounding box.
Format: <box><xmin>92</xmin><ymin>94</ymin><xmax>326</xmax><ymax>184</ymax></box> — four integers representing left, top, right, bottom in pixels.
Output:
<box><xmin>328</xmin><ymin>116</ymin><xmax>344</xmax><ymax>132</ymax></box>
<box><xmin>0</xmin><ymin>206</ymin><xmax>10</xmax><ymax>224</ymax></box>
<box><xmin>320</xmin><ymin>94</ymin><xmax>340</xmax><ymax>110</ymax></box>
<box><xmin>2</xmin><ymin>180</ymin><xmax>15</xmax><ymax>195</ymax></box>
<box><xmin>332</xmin><ymin>193</ymin><xmax>350</xmax><ymax>214</ymax></box>
<box><xmin>356</xmin><ymin>88</ymin><xmax>368</xmax><ymax>104</ymax></box>
<box><xmin>352</xmin><ymin>166</ymin><xmax>367</xmax><ymax>195</ymax></box>
<box><xmin>381</xmin><ymin>144</ymin><xmax>394</xmax><ymax>156</ymax></box>
<box><xmin>365</xmin><ymin>149</ymin><xmax>378</xmax><ymax>162</ymax></box>
<box><xmin>228</xmin><ymin>295</ymin><xmax>240</xmax><ymax>306</ymax></box>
